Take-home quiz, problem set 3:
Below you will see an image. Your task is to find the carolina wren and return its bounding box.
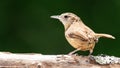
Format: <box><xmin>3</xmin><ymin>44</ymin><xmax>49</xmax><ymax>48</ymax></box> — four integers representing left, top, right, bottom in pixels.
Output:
<box><xmin>51</xmin><ymin>12</ymin><xmax>115</xmax><ymax>55</ymax></box>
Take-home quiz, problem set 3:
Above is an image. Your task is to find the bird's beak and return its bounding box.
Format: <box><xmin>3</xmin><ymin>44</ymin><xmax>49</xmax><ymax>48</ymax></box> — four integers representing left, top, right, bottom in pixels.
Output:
<box><xmin>50</xmin><ymin>15</ymin><xmax>60</xmax><ymax>19</ymax></box>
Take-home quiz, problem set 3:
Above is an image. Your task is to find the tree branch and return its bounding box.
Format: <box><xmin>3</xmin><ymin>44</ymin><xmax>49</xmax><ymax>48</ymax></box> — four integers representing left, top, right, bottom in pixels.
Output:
<box><xmin>0</xmin><ymin>52</ymin><xmax>119</xmax><ymax>68</ymax></box>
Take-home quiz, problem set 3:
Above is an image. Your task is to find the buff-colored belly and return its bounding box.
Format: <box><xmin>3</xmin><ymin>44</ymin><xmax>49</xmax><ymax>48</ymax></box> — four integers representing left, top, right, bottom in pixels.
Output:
<box><xmin>66</xmin><ymin>37</ymin><xmax>95</xmax><ymax>51</ymax></box>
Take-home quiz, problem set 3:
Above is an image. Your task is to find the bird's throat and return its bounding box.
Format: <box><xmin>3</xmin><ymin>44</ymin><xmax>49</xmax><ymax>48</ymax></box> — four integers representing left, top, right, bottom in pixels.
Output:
<box><xmin>64</xmin><ymin>23</ymin><xmax>72</xmax><ymax>31</ymax></box>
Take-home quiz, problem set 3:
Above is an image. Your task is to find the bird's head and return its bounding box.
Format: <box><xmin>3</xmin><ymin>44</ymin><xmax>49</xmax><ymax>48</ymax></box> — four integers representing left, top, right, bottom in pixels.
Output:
<box><xmin>51</xmin><ymin>12</ymin><xmax>81</xmax><ymax>26</ymax></box>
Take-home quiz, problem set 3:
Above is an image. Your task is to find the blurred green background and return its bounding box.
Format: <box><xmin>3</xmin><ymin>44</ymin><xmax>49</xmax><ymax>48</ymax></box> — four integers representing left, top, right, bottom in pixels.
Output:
<box><xmin>0</xmin><ymin>0</ymin><xmax>119</xmax><ymax>56</ymax></box>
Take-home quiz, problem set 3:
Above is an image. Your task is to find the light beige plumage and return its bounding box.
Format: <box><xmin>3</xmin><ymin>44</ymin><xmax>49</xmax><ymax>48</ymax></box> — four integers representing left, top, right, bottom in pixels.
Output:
<box><xmin>51</xmin><ymin>12</ymin><xmax>115</xmax><ymax>55</ymax></box>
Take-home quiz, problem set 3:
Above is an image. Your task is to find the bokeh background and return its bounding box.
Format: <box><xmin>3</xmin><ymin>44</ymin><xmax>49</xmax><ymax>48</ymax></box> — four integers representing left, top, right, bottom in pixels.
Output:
<box><xmin>0</xmin><ymin>0</ymin><xmax>119</xmax><ymax>56</ymax></box>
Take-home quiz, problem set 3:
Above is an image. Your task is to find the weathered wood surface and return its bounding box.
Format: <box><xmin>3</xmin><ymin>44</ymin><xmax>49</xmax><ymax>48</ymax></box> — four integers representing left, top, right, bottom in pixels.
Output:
<box><xmin>0</xmin><ymin>52</ymin><xmax>119</xmax><ymax>68</ymax></box>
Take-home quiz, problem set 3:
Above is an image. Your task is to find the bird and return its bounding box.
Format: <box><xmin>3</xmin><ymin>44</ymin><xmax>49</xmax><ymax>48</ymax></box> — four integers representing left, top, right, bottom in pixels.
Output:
<box><xmin>50</xmin><ymin>12</ymin><xmax>115</xmax><ymax>55</ymax></box>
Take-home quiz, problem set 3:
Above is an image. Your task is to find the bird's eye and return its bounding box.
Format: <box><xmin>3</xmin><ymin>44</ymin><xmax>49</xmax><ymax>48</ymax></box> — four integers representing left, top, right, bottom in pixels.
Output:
<box><xmin>64</xmin><ymin>15</ymin><xmax>69</xmax><ymax>18</ymax></box>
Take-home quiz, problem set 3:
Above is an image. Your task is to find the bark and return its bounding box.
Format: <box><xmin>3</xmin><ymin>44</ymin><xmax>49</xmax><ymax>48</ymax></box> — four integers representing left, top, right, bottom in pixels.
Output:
<box><xmin>0</xmin><ymin>52</ymin><xmax>119</xmax><ymax>68</ymax></box>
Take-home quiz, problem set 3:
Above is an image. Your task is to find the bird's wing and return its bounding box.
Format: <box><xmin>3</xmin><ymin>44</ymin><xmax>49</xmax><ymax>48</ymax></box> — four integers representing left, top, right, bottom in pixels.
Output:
<box><xmin>66</xmin><ymin>21</ymin><xmax>95</xmax><ymax>42</ymax></box>
<box><xmin>68</xmin><ymin>30</ymin><xmax>89</xmax><ymax>42</ymax></box>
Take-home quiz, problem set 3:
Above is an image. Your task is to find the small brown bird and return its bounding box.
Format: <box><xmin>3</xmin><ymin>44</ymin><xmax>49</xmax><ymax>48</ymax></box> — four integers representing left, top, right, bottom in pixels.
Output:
<box><xmin>51</xmin><ymin>12</ymin><xmax>115</xmax><ymax>55</ymax></box>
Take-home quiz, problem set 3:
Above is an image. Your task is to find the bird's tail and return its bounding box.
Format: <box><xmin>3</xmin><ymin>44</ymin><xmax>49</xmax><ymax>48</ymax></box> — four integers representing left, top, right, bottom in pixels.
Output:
<box><xmin>95</xmin><ymin>33</ymin><xmax>115</xmax><ymax>39</ymax></box>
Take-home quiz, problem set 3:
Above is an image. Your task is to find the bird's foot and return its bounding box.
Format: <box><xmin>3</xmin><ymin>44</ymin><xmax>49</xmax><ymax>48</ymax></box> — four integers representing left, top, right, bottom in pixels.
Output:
<box><xmin>68</xmin><ymin>52</ymin><xmax>78</xmax><ymax>56</ymax></box>
<box><xmin>88</xmin><ymin>54</ymin><xmax>94</xmax><ymax>61</ymax></box>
